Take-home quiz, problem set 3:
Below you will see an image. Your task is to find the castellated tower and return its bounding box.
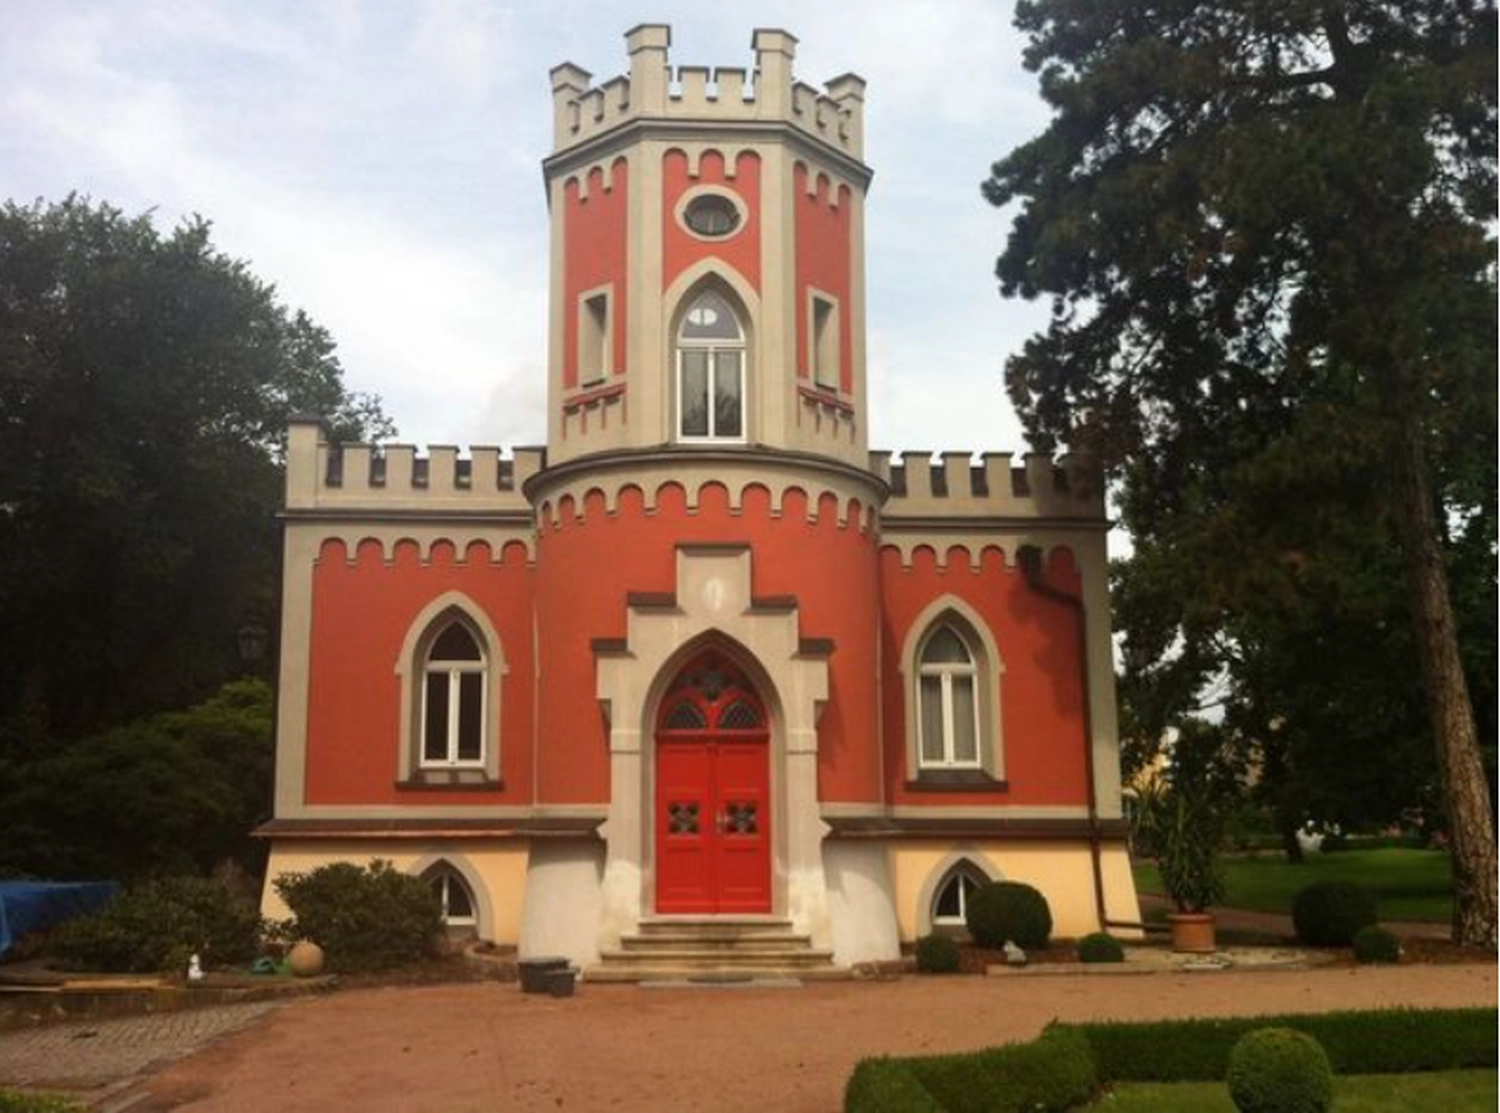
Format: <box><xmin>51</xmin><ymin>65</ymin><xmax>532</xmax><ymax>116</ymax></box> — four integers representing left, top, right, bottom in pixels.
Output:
<box><xmin>543</xmin><ymin>25</ymin><xmax>868</xmax><ymax>467</ymax></box>
<box><xmin>259</xmin><ymin>25</ymin><xmax>1139</xmax><ymax>978</ymax></box>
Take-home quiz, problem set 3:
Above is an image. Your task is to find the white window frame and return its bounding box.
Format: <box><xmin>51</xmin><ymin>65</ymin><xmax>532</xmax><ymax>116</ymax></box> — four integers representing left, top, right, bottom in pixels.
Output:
<box><xmin>916</xmin><ymin>626</ymin><xmax>982</xmax><ymax>770</ymax></box>
<box><xmin>898</xmin><ymin>597</ymin><xmax>1006</xmax><ymax>782</ymax></box>
<box><xmin>675</xmin><ymin>290</ymin><xmax>747</xmax><ymax>444</ymax></box>
<box><xmin>420</xmin><ymin>623</ymin><xmax>487</xmax><ymax>769</ymax></box>
<box><xmin>932</xmin><ymin>866</ymin><xmax>985</xmax><ymax>927</ymax></box>
<box><xmin>394</xmin><ymin>593</ymin><xmax>508</xmax><ymax>785</ymax></box>
<box><xmin>430</xmin><ymin>867</ymin><xmax>477</xmax><ymax>927</ymax></box>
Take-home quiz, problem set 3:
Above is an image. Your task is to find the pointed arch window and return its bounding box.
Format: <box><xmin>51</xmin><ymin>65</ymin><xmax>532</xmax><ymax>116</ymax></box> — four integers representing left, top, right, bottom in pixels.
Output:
<box><xmin>932</xmin><ymin>862</ymin><xmax>988</xmax><ymax>929</ymax></box>
<box><xmin>676</xmin><ymin>288</ymin><xmax>745</xmax><ymax>442</ymax></box>
<box><xmin>422</xmin><ymin>621</ymin><xmax>486</xmax><ymax>767</ymax></box>
<box><xmin>422</xmin><ymin>863</ymin><xmax>479</xmax><ymax>935</ymax></box>
<box><xmin>918</xmin><ymin>625</ymin><xmax>980</xmax><ymax>769</ymax></box>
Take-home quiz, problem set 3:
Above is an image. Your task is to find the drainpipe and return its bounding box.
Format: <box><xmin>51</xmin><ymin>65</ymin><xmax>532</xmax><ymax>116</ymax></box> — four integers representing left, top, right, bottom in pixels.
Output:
<box><xmin>1016</xmin><ymin>545</ymin><xmax>1110</xmax><ymax>931</ymax></box>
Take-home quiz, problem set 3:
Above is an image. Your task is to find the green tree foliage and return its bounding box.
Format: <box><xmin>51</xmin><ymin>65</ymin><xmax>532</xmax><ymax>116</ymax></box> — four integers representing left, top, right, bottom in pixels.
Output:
<box><xmin>0</xmin><ymin>680</ymin><xmax>273</xmax><ymax>880</ymax></box>
<box><xmin>988</xmin><ymin>1</ymin><xmax>1497</xmax><ymax>944</ymax></box>
<box><xmin>0</xmin><ymin>196</ymin><xmax>391</xmax><ymax>746</ymax></box>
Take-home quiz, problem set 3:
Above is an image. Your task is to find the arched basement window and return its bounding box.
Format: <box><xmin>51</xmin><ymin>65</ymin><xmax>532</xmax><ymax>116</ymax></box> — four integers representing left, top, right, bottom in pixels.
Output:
<box><xmin>932</xmin><ymin>862</ymin><xmax>987</xmax><ymax>929</ymax></box>
<box><xmin>425</xmin><ymin>864</ymin><xmax>477</xmax><ymax>930</ymax></box>
<box><xmin>676</xmin><ymin>288</ymin><xmax>745</xmax><ymax>441</ymax></box>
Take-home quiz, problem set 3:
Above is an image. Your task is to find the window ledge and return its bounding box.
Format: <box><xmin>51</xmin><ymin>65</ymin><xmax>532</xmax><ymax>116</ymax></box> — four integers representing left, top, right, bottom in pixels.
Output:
<box><xmin>397</xmin><ymin>772</ymin><xmax>504</xmax><ymax>791</ymax></box>
<box><xmin>905</xmin><ymin>770</ymin><xmax>1008</xmax><ymax>793</ymax></box>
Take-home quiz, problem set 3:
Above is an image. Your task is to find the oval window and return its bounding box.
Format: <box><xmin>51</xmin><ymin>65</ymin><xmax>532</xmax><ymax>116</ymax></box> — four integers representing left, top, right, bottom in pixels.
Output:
<box><xmin>682</xmin><ymin>194</ymin><xmax>741</xmax><ymax>238</ymax></box>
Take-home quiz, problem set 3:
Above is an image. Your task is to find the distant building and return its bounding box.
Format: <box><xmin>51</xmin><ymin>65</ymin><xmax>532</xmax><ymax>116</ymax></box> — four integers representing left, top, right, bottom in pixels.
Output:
<box><xmin>257</xmin><ymin>25</ymin><xmax>1140</xmax><ymax>976</ymax></box>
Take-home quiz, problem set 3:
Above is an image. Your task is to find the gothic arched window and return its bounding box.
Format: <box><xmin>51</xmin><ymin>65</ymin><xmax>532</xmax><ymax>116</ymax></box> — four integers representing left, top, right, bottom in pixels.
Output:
<box><xmin>917</xmin><ymin>625</ymin><xmax>981</xmax><ymax>769</ymax></box>
<box><xmin>422</xmin><ymin>621</ymin><xmax>487</xmax><ymax>767</ymax></box>
<box><xmin>676</xmin><ymin>289</ymin><xmax>745</xmax><ymax>441</ymax></box>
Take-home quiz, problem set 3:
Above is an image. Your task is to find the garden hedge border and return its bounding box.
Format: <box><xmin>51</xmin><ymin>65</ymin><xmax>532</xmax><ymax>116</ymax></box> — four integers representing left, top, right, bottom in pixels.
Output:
<box><xmin>843</xmin><ymin>1007</ymin><xmax>1497</xmax><ymax>1113</ymax></box>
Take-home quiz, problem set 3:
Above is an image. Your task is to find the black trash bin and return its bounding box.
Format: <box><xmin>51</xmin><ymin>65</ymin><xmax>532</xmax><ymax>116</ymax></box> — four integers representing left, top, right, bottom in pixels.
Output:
<box><xmin>518</xmin><ymin>956</ymin><xmax>570</xmax><ymax>993</ymax></box>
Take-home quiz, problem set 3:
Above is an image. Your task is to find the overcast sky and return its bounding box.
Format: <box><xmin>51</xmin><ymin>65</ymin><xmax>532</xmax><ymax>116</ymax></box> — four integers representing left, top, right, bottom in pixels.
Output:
<box><xmin>2</xmin><ymin>1</ymin><xmax>1059</xmax><ymax>457</ymax></box>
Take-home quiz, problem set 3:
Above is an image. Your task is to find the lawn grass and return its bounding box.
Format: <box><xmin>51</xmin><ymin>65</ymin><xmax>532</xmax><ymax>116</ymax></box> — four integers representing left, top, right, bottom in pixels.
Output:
<box><xmin>1088</xmin><ymin>1069</ymin><xmax>1497</xmax><ymax>1111</ymax></box>
<box><xmin>1133</xmin><ymin>847</ymin><xmax>1453</xmax><ymax>923</ymax></box>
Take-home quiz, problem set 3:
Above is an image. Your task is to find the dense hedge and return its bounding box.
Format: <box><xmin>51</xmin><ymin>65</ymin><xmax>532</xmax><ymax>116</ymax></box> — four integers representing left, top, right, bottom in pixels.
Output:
<box><xmin>843</xmin><ymin>1008</ymin><xmax>1497</xmax><ymax>1112</ymax></box>
<box><xmin>1077</xmin><ymin>932</ymin><xmax>1125</xmax><ymax>963</ymax></box>
<box><xmin>914</xmin><ymin>933</ymin><xmax>961</xmax><ymax>974</ymax></box>
<box><xmin>1352</xmin><ymin>925</ymin><xmax>1401</xmax><ymax>964</ymax></box>
<box><xmin>965</xmin><ymin>881</ymin><xmax>1052</xmax><ymax>949</ymax></box>
<box><xmin>273</xmin><ymin>859</ymin><xmax>442</xmax><ymax>973</ymax></box>
<box><xmin>846</xmin><ymin>1026</ymin><xmax>1094</xmax><ymax>1113</ymax></box>
<box><xmin>48</xmin><ymin>877</ymin><xmax>261</xmax><ymax>973</ymax></box>
<box><xmin>1076</xmin><ymin>1008</ymin><xmax>1497</xmax><ymax>1082</ymax></box>
<box><xmin>1291</xmin><ymin>880</ymin><xmax>1377</xmax><ymax>946</ymax></box>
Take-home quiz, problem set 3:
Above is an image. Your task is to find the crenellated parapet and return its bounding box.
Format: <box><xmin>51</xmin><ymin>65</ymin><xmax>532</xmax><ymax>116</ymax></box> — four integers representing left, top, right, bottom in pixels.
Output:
<box><xmin>549</xmin><ymin>25</ymin><xmax>865</xmax><ymax>163</ymax></box>
<box><xmin>284</xmin><ymin>418</ymin><xmax>542</xmax><ymax>518</ymax></box>
<box><xmin>871</xmin><ymin>450</ymin><xmax>1105</xmax><ymax>522</ymax></box>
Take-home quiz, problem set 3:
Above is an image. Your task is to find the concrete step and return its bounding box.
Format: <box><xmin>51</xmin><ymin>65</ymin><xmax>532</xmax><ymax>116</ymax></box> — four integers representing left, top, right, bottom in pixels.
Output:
<box><xmin>618</xmin><ymin>932</ymin><xmax>814</xmax><ymax>953</ymax></box>
<box><xmin>583</xmin><ymin>963</ymin><xmax>852</xmax><ymax>984</ymax></box>
<box><xmin>597</xmin><ymin>946</ymin><xmax>835</xmax><ymax>967</ymax></box>
<box><xmin>634</xmin><ymin>917</ymin><xmax>795</xmax><ymax>937</ymax></box>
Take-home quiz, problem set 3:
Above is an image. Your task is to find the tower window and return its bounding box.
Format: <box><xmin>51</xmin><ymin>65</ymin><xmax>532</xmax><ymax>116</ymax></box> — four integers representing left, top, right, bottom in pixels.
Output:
<box><xmin>578</xmin><ymin>289</ymin><xmax>611</xmax><ymax>385</ymax></box>
<box><xmin>810</xmin><ymin>293</ymin><xmax>840</xmax><ymax>390</ymax></box>
<box><xmin>682</xmin><ymin>193</ymin><xmax>742</xmax><ymax>238</ymax></box>
<box><xmin>676</xmin><ymin>289</ymin><xmax>745</xmax><ymax>441</ymax></box>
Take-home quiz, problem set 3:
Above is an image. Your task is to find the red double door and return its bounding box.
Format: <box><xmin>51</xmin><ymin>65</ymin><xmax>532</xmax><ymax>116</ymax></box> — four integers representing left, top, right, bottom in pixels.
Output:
<box><xmin>655</xmin><ymin>653</ymin><xmax>771</xmax><ymax>914</ymax></box>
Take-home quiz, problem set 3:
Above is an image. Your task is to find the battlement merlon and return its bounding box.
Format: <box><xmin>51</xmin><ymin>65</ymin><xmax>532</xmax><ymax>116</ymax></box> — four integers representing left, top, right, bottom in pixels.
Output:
<box><xmin>871</xmin><ymin>450</ymin><xmax>1107</xmax><ymax>521</ymax></box>
<box><xmin>284</xmin><ymin>417</ymin><xmax>542</xmax><ymax>517</ymax></box>
<box><xmin>549</xmin><ymin>25</ymin><xmax>866</xmax><ymax>162</ymax></box>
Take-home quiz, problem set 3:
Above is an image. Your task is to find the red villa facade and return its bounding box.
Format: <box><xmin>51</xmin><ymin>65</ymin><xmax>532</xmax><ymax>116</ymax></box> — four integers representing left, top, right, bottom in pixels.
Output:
<box><xmin>257</xmin><ymin>26</ymin><xmax>1141</xmax><ymax>977</ymax></box>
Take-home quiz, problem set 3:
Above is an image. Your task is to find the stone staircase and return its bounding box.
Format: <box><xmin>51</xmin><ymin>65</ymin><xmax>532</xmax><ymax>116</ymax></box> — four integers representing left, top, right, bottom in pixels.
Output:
<box><xmin>585</xmin><ymin>918</ymin><xmax>848</xmax><ymax>983</ymax></box>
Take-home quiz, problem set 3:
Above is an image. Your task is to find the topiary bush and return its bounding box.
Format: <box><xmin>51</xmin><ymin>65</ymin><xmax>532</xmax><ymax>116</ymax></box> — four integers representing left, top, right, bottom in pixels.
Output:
<box><xmin>1225</xmin><ymin>1028</ymin><xmax>1333</xmax><ymax>1113</ymax></box>
<box><xmin>273</xmin><ymin>859</ymin><xmax>442</xmax><ymax>973</ymax></box>
<box><xmin>48</xmin><ymin>876</ymin><xmax>261</xmax><ymax>973</ymax></box>
<box><xmin>1077</xmin><ymin>932</ymin><xmax>1124</xmax><ymax>963</ymax></box>
<box><xmin>965</xmin><ymin>881</ymin><xmax>1052</xmax><ymax>949</ymax></box>
<box><xmin>914</xmin><ymin>933</ymin><xmax>961</xmax><ymax>974</ymax></box>
<box><xmin>1292</xmin><ymin>880</ymin><xmax>1377</xmax><ymax>946</ymax></box>
<box><xmin>1351</xmin><ymin>925</ymin><xmax>1401</xmax><ymax>964</ymax></box>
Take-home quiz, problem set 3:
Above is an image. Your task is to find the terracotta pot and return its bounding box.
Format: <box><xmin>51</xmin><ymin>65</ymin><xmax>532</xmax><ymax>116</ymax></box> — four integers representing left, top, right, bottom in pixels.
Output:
<box><xmin>1167</xmin><ymin>912</ymin><xmax>1216</xmax><ymax>954</ymax></box>
<box><xmin>288</xmin><ymin>940</ymin><xmax>326</xmax><ymax>977</ymax></box>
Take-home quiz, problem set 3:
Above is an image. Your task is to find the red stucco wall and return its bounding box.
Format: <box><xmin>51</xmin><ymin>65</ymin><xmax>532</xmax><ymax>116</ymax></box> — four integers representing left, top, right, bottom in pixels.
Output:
<box><xmin>562</xmin><ymin>158</ymin><xmax>629</xmax><ymax>390</ymax></box>
<box><xmin>304</xmin><ymin>538</ymin><xmax>535</xmax><ymax>807</ymax></box>
<box><xmin>662</xmin><ymin>149</ymin><xmax>762</xmax><ymax>294</ymax></box>
<box><xmin>878</xmin><ymin>545</ymin><xmax>1088</xmax><ymax>807</ymax></box>
<box><xmin>793</xmin><ymin>165</ymin><xmax>853</xmax><ymax>393</ymax></box>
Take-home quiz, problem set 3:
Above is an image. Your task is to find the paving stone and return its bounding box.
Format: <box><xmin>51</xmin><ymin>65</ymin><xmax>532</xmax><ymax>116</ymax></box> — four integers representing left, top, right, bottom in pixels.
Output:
<box><xmin>0</xmin><ymin>1003</ymin><xmax>279</xmax><ymax>1088</ymax></box>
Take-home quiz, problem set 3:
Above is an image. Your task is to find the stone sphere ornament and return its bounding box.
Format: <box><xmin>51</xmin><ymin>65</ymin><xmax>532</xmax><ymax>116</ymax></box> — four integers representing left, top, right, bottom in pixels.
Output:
<box><xmin>288</xmin><ymin>940</ymin><xmax>326</xmax><ymax>977</ymax></box>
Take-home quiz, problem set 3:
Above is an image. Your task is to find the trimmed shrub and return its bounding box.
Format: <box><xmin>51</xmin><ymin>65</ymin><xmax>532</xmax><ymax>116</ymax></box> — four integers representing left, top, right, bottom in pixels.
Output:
<box><xmin>965</xmin><ymin>881</ymin><xmax>1052</xmax><ymax>949</ymax></box>
<box><xmin>273</xmin><ymin>859</ymin><xmax>442</xmax><ymax>973</ymax></box>
<box><xmin>1225</xmin><ymin>1028</ymin><xmax>1333</xmax><ymax>1113</ymax></box>
<box><xmin>1351</xmin><ymin>925</ymin><xmax>1401</xmax><ymax>964</ymax></box>
<box><xmin>1075</xmin><ymin>1007</ymin><xmax>1497</xmax><ymax>1082</ymax></box>
<box><xmin>905</xmin><ymin>1025</ymin><xmax>1096</xmax><ymax>1113</ymax></box>
<box><xmin>1291</xmin><ymin>880</ymin><xmax>1377</xmax><ymax>946</ymax></box>
<box><xmin>843</xmin><ymin>1059</ymin><xmax>944</xmax><ymax>1113</ymax></box>
<box><xmin>48</xmin><ymin>877</ymin><xmax>260</xmax><ymax>973</ymax></box>
<box><xmin>1077</xmin><ymin>932</ymin><xmax>1125</xmax><ymax>963</ymax></box>
<box><xmin>914</xmin><ymin>933</ymin><xmax>961</xmax><ymax>974</ymax></box>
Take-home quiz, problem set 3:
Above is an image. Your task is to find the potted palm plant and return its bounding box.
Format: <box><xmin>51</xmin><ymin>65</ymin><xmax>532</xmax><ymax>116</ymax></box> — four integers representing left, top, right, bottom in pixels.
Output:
<box><xmin>1135</xmin><ymin>727</ymin><xmax>1233</xmax><ymax>952</ymax></box>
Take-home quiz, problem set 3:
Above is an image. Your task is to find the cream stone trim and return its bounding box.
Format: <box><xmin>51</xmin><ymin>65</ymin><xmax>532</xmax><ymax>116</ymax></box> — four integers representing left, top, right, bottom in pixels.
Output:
<box><xmin>805</xmin><ymin>287</ymin><xmax>841</xmax><ymax>390</ymax></box>
<box><xmin>672</xmin><ymin>183</ymin><xmax>751</xmax><ymax>243</ymax></box>
<box><xmin>877</xmin><ymin>530</ymin><xmax>1093</xmax><ymax>570</ymax></box>
<box><xmin>662</xmin><ymin>263</ymin><xmax>760</xmax><ymax>444</ymax></box>
<box><xmin>594</xmin><ymin>546</ymin><xmax>832</xmax><ymax>949</ymax></box>
<box><xmin>548</xmin><ymin>174</ymin><xmax>568</xmax><ymax>448</ymax></box>
<box><xmin>575</xmin><ymin>282</ymin><xmax>615</xmax><ymax>385</ymax></box>
<box><xmin>273</xmin><ymin>524</ymin><xmax>321</xmax><ymax>816</ymax></box>
<box><xmin>309</xmin><ymin>524</ymin><xmax>536</xmax><ymax>564</ymax></box>
<box><xmin>408</xmin><ymin>851</ymin><xmax>497</xmax><ymax>938</ymax></box>
<box><xmin>531</xmin><ymin>450</ymin><xmax>882</xmax><ymax>531</ymax></box>
<box><xmin>394</xmin><ymin>592</ymin><xmax>509</xmax><ymax>784</ymax></box>
<box><xmin>897</xmin><ymin>595</ymin><xmax>1006</xmax><ymax>782</ymax></box>
<box><xmin>912</xmin><ymin>848</ymin><xmax>1004</xmax><ymax>936</ymax></box>
<box><xmin>271</xmin><ymin>804</ymin><xmax>608</xmax><ymax>821</ymax></box>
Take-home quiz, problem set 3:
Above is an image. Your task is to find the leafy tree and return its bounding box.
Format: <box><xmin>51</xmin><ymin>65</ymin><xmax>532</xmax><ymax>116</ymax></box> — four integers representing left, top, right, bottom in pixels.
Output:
<box><xmin>987</xmin><ymin>2</ymin><xmax>1496</xmax><ymax>943</ymax></box>
<box><xmin>0</xmin><ymin>680</ymin><xmax>274</xmax><ymax>881</ymax></box>
<box><xmin>0</xmin><ymin>196</ymin><xmax>391</xmax><ymax>746</ymax></box>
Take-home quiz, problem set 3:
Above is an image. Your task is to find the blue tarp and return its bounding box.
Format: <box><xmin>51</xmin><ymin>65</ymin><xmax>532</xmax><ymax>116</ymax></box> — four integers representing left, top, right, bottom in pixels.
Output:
<box><xmin>0</xmin><ymin>881</ymin><xmax>119</xmax><ymax>955</ymax></box>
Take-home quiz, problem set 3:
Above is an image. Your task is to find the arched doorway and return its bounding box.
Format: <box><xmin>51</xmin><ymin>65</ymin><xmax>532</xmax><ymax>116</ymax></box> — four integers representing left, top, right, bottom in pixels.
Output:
<box><xmin>655</xmin><ymin>650</ymin><xmax>771</xmax><ymax>913</ymax></box>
